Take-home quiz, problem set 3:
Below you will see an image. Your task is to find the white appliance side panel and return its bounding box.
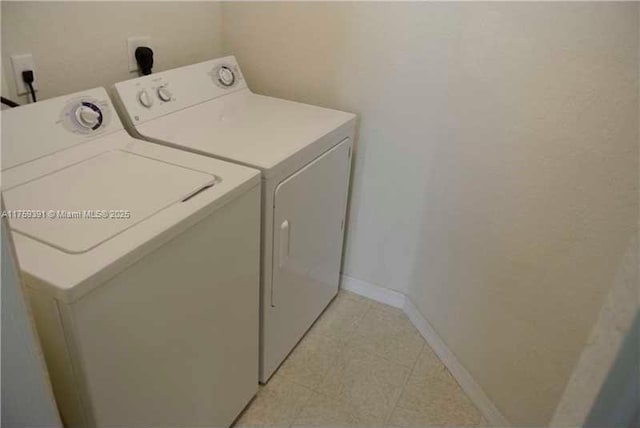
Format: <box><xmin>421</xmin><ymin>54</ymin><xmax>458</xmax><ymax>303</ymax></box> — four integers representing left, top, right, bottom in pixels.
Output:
<box><xmin>61</xmin><ymin>186</ymin><xmax>260</xmax><ymax>427</ymax></box>
<box><xmin>264</xmin><ymin>138</ymin><xmax>352</xmax><ymax>379</ymax></box>
<box><xmin>1</xmin><ymin>219</ymin><xmax>62</xmax><ymax>428</ymax></box>
<box><xmin>26</xmin><ymin>290</ymin><xmax>88</xmax><ymax>428</ymax></box>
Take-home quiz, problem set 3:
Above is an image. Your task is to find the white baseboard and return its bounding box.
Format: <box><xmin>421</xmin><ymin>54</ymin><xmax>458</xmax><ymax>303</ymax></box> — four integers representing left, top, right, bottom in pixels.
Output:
<box><xmin>340</xmin><ymin>274</ymin><xmax>511</xmax><ymax>427</ymax></box>
<box><xmin>340</xmin><ymin>274</ymin><xmax>405</xmax><ymax>308</ymax></box>
<box><xmin>403</xmin><ymin>298</ymin><xmax>511</xmax><ymax>427</ymax></box>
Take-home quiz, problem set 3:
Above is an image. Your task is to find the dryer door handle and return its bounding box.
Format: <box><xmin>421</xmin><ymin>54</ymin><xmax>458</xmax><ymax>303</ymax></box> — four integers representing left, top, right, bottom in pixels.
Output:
<box><xmin>278</xmin><ymin>220</ymin><xmax>290</xmax><ymax>269</ymax></box>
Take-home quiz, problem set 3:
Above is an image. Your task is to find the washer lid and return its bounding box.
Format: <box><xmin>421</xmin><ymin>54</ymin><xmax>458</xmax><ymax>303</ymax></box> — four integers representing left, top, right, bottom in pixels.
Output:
<box><xmin>3</xmin><ymin>149</ymin><xmax>216</xmax><ymax>254</ymax></box>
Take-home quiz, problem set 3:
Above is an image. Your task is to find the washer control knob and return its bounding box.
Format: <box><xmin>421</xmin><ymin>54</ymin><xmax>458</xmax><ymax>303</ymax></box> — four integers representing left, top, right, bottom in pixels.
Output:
<box><xmin>217</xmin><ymin>66</ymin><xmax>235</xmax><ymax>87</ymax></box>
<box><xmin>75</xmin><ymin>105</ymin><xmax>100</xmax><ymax>128</ymax></box>
<box><xmin>73</xmin><ymin>103</ymin><xmax>103</xmax><ymax>130</ymax></box>
<box><xmin>157</xmin><ymin>86</ymin><xmax>172</xmax><ymax>102</ymax></box>
<box><xmin>138</xmin><ymin>90</ymin><xmax>153</xmax><ymax>108</ymax></box>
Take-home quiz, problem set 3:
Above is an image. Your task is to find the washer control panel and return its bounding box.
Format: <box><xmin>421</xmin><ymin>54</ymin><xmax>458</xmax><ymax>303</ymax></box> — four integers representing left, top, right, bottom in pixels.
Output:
<box><xmin>61</xmin><ymin>96</ymin><xmax>112</xmax><ymax>135</ymax></box>
<box><xmin>113</xmin><ymin>56</ymin><xmax>248</xmax><ymax>125</ymax></box>
<box><xmin>2</xmin><ymin>87</ymin><xmax>123</xmax><ymax>170</ymax></box>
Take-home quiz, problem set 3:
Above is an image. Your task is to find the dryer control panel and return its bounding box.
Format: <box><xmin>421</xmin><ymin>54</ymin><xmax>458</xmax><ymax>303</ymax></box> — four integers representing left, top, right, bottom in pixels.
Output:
<box><xmin>113</xmin><ymin>56</ymin><xmax>248</xmax><ymax>126</ymax></box>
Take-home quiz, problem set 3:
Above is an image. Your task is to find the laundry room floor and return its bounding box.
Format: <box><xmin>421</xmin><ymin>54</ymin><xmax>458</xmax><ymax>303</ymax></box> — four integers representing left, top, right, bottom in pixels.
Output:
<box><xmin>234</xmin><ymin>291</ymin><xmax>487</xmax><ymax>427</ymax></box>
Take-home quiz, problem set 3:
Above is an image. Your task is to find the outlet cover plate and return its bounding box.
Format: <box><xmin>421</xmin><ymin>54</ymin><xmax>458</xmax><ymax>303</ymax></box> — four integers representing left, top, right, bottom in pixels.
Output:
<box><xmin>11</xmin><ymin>54</ymin><xmax>37</xmax><ymax>96</ymax></box>
<box><xmin>127</xmin><ymin>36</ymin><xmax>152</xmax><ymax>73</ymax></box>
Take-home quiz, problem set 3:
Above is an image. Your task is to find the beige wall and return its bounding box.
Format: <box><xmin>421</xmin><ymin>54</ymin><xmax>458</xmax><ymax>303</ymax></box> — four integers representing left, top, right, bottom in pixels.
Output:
<box><xmin>2</xmin><ymin>2</ymin><xmax>637</xmax><ymax>425</ymax></box>
<box><xmin>1</xmin><ymin>2</ymin><xmax>223</xmax><ymax>104</ymax></box>
<box><xmin>222</xmin><ymin>2</ymin><xmax>639</xmax><ymax>426</ymax></box>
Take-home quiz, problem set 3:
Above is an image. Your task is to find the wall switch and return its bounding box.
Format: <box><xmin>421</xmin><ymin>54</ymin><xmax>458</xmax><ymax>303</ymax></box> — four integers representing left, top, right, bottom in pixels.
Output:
<box><xmin>10</xmin><ymin>54</ymin><xmax>37</xmax><ymax>96</ymax></box>
<box><xmin>127</xmin><ymin>36</ymin><xmax>152</xmax><ymax>73</ymax></box>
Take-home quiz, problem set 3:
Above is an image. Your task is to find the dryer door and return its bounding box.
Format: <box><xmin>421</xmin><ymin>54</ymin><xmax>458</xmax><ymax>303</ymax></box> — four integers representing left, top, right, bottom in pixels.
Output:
<box><xmin>270</xmin><ymin>137</ymin><xmax>351</xmax><ymax>354</ymax></box>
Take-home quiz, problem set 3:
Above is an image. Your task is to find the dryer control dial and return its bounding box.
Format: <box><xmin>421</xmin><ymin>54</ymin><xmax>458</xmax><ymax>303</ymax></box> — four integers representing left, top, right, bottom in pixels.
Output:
<box><xmin>214</xmin><ymin>65</ymin><xmax>236</xmax><ymax>88</ymax></box>
<box><xmin>218</xmin><ymin>66</ymin><xmax>235</xmax><ymax>86</ymax></box>
<box><xmin>138</xmin><ymin>89</ymin><xmax>153</xmax><ymax>108</ymax></box>
<box><xmin>157</xmin><ymin>86</ymin><xmax>172</xmax><ymax>102</ymax></box>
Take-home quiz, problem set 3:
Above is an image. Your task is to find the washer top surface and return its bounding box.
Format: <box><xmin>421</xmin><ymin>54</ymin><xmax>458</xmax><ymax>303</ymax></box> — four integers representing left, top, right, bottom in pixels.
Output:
<box><xmin>4</xmin><ymin>149</ymin><xmax>215</xmax><ymax>254</ymax></box>
<box><xmin>113</xmin><ymin>56</ymin><xmax>356</xmax><ymax>178</ymax></box>
<box><xmin>1</xmin><ymin>87</ymin><xmax>260</xmax><ymax>302</ymax></box>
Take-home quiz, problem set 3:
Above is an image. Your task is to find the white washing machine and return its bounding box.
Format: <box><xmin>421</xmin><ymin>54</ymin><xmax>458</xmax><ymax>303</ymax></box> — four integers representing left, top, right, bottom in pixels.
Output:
<box><xmin>1</xmin><ymin>88</ymin><xmax>261</xmax><ymax>427</ymax></box>
<box><xmin>113</xmin><ymin>56</ymin><xmax>356</xmax><ymax>382</ymax></box>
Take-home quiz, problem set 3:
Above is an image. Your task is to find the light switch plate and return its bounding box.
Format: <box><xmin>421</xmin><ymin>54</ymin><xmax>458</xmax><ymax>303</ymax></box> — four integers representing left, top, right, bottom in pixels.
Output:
<box><xmin>11</xmin><ymin>54</ymin><xmax>37</xmax><ymax>96</ymax></box>
<box><xmin>127</xmin><ymin>36</ymin><xmax>152</xmax><ymax>73</ymax></box>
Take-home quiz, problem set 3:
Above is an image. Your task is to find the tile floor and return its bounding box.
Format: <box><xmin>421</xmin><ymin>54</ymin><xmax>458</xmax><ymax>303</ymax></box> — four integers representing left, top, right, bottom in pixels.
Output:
<box><xmin>234</xmin><ymin>291</ymin><xmax>487</xmax><ymax>427</ymax></box>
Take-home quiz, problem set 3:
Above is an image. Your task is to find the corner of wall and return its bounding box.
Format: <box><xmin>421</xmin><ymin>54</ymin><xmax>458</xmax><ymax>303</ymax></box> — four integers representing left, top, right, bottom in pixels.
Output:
<box><xmin>550</xmin><ymin>236</ymin><xmax>639</xmax><ymax>427</ymax></box>
<box><xmin>340</xmin><ymin>274</ymin><xmax>511</xmax><ymax>427</ymax></box>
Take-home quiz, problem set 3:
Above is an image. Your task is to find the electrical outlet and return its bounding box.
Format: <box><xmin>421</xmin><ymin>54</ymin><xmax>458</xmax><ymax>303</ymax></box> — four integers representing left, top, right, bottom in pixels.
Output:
<box><xmin>127</xmin><ymin>36</ymin><xmax>152</xmax><ymax>73</ymax></box>
<box><xmin>11</xmin><ymin>53</ymin><xmax>37</xmax><ymax>96</ymax></box>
